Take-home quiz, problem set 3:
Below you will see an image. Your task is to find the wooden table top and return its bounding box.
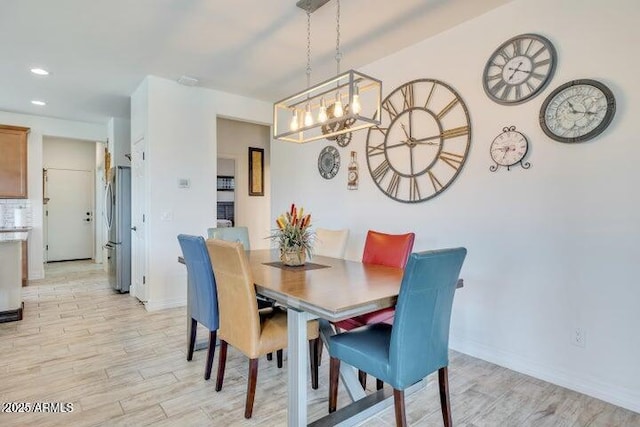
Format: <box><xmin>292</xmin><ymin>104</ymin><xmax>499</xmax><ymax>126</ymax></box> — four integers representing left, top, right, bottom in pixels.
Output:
<box><xmin>248</xmin><ymin>250</ymin><xmax>403</xmax><ymax>321</ymax></box>
<box><xmin>178</xmin><ymin>249</ymin><xmax>463</xmax><ymax>322</ymax></box>
<box><xmin>247</xmin><ymin>249</ymin><xmax>404</xmax><ymax>322</ymax></box>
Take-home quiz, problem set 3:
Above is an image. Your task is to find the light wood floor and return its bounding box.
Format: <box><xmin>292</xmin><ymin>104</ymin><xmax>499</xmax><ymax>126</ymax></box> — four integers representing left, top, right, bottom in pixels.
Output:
<box><xmin>1</xmin><ymin>261</ymin><xmax>638</xmax><ymax>426</ymax></box>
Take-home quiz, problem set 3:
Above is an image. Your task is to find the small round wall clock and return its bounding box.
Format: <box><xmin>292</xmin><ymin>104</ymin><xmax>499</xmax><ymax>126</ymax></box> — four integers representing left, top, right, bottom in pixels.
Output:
<box><xmin>483</xmin><ymin>33</ymin><xmax>557</xmax><ymax>105</ymax></box>
<box><xmin>318</xmin><ymin>145</ymin><xmax>340</xmax><ymax>179</ymax></box>
<box><xmin>366</xmin><ymin>78</ymin><xmax>471</xmax><ymax>203</ymax></box>
<box><xmin>490</xmin><ymin>126</ymin><xmax>531</xmax><ymax>171</ymax></box>
<box><xmin>539</xmin><ymin>79</ymin><xmax>616</xmax><ymax>143</ymax></box>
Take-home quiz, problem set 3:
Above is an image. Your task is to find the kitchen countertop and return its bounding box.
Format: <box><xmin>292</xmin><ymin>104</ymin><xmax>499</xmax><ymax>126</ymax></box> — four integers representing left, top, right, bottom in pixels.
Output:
<box><xmin>0</xmin><ymin>227</ymin><xmax>32</xmax><ymax>232</ymax></box>
<box><xmin>0</xmin><ymin>232</ymin><xmax>28</xmax><ymax>242</ymax></box>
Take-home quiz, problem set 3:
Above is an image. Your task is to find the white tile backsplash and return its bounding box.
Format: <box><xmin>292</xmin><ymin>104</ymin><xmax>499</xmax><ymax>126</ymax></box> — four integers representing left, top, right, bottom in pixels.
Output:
<box><xmin>0</xmin><ymin>200</ymin><xmax>32</xmax><ymax>228</ymax></box>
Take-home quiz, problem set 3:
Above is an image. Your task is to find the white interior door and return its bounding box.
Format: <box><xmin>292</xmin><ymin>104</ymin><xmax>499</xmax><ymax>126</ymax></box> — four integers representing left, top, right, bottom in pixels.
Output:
<box><xmin>131</xmin><ymin>136</ymin><xmax>148</xmax><ymax>302</ymax></box>
<box><xmin>46</xmin><ymin>169</ymin><xmax>94</xmax><ymax>261</ymax></box>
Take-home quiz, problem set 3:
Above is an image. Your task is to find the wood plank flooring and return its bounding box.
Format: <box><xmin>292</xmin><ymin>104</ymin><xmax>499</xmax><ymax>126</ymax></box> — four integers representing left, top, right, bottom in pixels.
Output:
<box><xmin>0</xmin><ymin>260</ymin><xmax>638</xmax><ymax>426</ymax></box>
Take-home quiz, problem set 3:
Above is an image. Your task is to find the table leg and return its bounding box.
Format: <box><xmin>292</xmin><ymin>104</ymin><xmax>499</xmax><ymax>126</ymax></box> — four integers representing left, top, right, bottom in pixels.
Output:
<box><xmin>318</xmin><ymin>320</ymin><xmax>367</xmax><ymax>402</ymax></box>
<box><xmin>287</xmin><ymin>307</ymin><xmax>311</xmax><ymax>426</ymax></box>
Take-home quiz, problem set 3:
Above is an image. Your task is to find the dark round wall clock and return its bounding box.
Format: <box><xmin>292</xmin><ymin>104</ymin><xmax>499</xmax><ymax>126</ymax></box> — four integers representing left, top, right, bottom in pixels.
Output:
<box><xmin>539</xmin><ymin>79</ymin><xmax>616</xmax><ymax>143</ymax></box>
<box><xmin>483</xmin><ymin>33</ymin><xmax>557</xmax><ymax>105</ymax></box>
<box><xmin>318</xmin><ymin>145</ymin><xmax>340</xmax><ymax>179</ymax></box>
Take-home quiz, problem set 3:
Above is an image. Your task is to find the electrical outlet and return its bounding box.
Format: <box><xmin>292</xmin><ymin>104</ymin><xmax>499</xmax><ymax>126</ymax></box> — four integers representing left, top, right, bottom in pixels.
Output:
<box><xmin>572</xmin><ymin>327</ymin><xmax>586</xmax><ymax>348</ymax></box>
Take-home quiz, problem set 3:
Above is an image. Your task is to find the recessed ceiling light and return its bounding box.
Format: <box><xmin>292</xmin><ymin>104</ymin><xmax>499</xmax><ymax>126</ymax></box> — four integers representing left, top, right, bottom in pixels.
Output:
<box><xmin>30</xmin><ymin>68</ymin><xmax>50</xmax><ymax>76</ymax></box>
<box><xmin>31</xmin><ymin>100</ymin><xmax>46</xmax><ymax>106</ymax></box>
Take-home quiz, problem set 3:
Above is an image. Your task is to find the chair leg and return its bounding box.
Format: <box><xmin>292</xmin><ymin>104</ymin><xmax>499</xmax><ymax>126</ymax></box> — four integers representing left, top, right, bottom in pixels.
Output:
<box><xmin>204</xmin><ymin>330</ymin><xmax>216</xmax><ymax>380</ymax></box>
<box><xmin>358</xmin><ymin>370</ymin><xmax>367</xmax><ymax>389</ymax></box>
<box><xmin>309</xmin><ymin>338</ymin><xmax>319</xmax><ymax>389</ymax></box>
<box><xmin>376</xmin><ymin>379</ymin><xmax>384</xmax><ymax>390</ymax></box>
<box><xmin>329</xmin><ymin>357</ymin><xmax>340</xmax><ymax>413</ymax></box>
<box><xmin>438</xmin><ymin>366</ymin><xmax>453</xmax><ymax>427</ymax></box>
<box><xmin>215</xmin><ymin>340</ymin><xmax>228</xmax><ymax>392</ymax></box>
<box><xmin>316</xmin><ymin>337</ymin><xmax>323</xmax><ymax>366</ymax></box>
<box><xmin>187</xmin><ymin>318</ymin><xmax>197</xmax><ymax>361</ymax></box>
<box><xmin>393</xmin><ymin>389</ymin><xmax>407</xmax><ymax>427</ymax></box>
<box><xmin>245</xmin><ymin>358</ymin><xmax>259</xmax><ymax>418</ymax></box>
<box><xmin>277</xmin><ymin>349</ymin><xmax>283</xmax><ymax>368</ymax></box>
<box><xmin>266</xmin><ymin>352</ymin><xmax>273</xmax><ymax>361</ymax></box>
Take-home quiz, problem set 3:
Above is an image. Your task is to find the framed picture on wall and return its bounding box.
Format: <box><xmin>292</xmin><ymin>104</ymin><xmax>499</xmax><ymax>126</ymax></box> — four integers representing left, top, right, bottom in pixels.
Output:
<box><xmin>248</xmin><ymin>147</ymin><xmax>264</xmax><ymax>196</ymax></box>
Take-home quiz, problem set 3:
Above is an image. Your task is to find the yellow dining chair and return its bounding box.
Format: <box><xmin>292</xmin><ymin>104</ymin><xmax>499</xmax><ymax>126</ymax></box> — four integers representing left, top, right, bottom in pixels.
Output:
<box><xmin>205</xmin><ymin>239</ymin><xmax>320</xmax><ymax>418</ymax></box>
<box><xmin>313</xmin><ymin>227</ymin><xmax>349</xmax><ymax>259</ymax></box>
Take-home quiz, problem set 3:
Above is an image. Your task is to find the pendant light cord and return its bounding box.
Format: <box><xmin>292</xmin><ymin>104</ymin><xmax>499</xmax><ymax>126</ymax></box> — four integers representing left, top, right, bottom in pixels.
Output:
<box><xmin>306</xmin><ymin>0</ymin><xmax>312</xmax><ymax>88</ymax></box>
<box><xmin>335</xmin><ymin>0</ymin><xmax>342</xmax><ymax>75</ymax></box>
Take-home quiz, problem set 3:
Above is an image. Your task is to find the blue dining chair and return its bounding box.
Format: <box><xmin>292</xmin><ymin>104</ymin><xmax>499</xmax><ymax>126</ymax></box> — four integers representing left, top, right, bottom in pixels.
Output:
<box><xmin>328</xmin><ymin>247</ymin><xmax>467</xmax><ymax>427</ymax></box>
<box><xmin>177</xmin><ymin>234</ymin><xmax>219</xmax><ymax>380</ymax></box>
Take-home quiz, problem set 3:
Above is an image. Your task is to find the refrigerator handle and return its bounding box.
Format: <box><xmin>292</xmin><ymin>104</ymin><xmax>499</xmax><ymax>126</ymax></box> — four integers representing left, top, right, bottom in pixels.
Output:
<box><xmin>104</xmin><ymin>182</ymin><xmax>113</xmax><ymax>230</ymax></box>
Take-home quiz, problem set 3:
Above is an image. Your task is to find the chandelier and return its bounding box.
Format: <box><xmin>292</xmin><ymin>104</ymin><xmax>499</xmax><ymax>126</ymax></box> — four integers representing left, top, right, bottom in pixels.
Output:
<box><xmin>273</xmin><ymin>0</ymin><xmax>382</xmax><ymax>144</ymax></box>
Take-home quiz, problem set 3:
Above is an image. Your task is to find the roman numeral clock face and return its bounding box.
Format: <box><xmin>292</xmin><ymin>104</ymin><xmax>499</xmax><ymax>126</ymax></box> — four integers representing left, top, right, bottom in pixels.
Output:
<box><xmin>483</xmin><ymin>33</ymin><xmax>557</xmax><ymax>105</ymax></box>
<box><xmin>366</xmin><ymin>79</ymin><xmax>471</xmax><ymax>203</ymax></box>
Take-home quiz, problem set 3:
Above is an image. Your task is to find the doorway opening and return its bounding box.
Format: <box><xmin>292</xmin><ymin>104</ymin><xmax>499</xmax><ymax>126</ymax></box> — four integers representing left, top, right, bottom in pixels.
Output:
<box><xmin>216</xmin><ymin>158</ymin><xmax>236</xmax><ymax>227</ymax></box>
<box><xmin>43</xmin><ymin>137</ymin><xmax>100</xmax><ymax>264</ymax></box>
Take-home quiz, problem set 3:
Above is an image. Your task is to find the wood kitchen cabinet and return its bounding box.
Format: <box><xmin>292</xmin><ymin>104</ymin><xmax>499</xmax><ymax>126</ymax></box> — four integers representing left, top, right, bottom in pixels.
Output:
<box><xmin>0</xmin><ymin>125</ymin><xmax>29</xmax><ymax>198</ymax></box>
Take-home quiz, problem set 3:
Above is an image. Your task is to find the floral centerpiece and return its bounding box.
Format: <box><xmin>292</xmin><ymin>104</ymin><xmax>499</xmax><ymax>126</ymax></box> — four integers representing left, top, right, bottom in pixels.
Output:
<box><xmin>270</xmin><ymin>203</ymin><xmax>314</xmax><ymax>266</ymax></box>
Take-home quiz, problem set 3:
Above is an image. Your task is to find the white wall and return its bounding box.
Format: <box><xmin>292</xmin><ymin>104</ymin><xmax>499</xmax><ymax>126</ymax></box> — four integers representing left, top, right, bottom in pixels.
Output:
<box><xmin>43</xmin><ymin>137</ymin><xmax>96</xmax><ymax>170</ymax></box>
<box><xmin>271</xmin><ymin>0</ymin><xmax>640</xmax><ymax>413</ymax></box>
<box><xmin>0</xmin><ymin>111</ymin><xmax>107</xmax><ymax>279</ymax></box>
<box><xmin>108</xmin><ymin>117</ymin><xmax>131</xmax><ymax>167</ymax></box>
<box><xmin>131</xmin><ymin>76</ymin><xmax>272</xmax><ymax>311</ymax></box>
<box><xmin>217</xmin><ymin>118</ymin><xmax>271</xmax><ymax>248</ymax></box>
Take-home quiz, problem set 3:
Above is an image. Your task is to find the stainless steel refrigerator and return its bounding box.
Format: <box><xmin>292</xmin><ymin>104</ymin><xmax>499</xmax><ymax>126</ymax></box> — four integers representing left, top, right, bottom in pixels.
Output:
<box><xmin>104</xmin><ymin>166</ymin><xmax>131</xmax><ymax>293</ymax></box>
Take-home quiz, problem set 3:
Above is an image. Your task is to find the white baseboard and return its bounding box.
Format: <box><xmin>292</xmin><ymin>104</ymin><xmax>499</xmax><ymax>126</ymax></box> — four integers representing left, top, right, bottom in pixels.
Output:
<box><xmin>450</xmin><ymin>335</ymin><xmax>640</xmax><ymax>414</ymax></box>
<box><xmin>144</xmin><ymin>297</ymin><xmax>186</xmax><ymax>312</ymax></box>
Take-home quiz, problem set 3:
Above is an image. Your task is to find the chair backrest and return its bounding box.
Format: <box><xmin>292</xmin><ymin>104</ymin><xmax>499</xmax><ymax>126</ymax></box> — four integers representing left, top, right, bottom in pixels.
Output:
<box><xmin>205</xmin><ymin>238</ymin><xmax>261</xmax><ymax>357</ymax></box>
<box><xmin>362</xmin><ymin>230</ymin><xmax>415</xmax><ymax>268</ymax></box>
<box><xmin>388</xmin><ymin>247</ymin><xmax>466</xmax><ymax>389</ymax></box>
<box><xmin>314</xmin><ymin>228</ymin><xmax>349</xmax><ymax>258</ymax></box>
<box><xmin>207</xmin><ymin>226</ymin><xmax>251</xmax><ymax>250</ymax></box>
<box><xmin>177</xmin><ymin>234</ymin><xmax>219</xmax><ymax>331</ymax></box>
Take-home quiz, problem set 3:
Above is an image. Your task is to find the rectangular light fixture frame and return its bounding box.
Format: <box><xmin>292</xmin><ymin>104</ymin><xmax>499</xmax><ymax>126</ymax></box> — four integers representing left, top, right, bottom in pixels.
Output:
<box><xmin>273</xmin><ymin>69</ymin><xmax>382</xmax><ymax>144</ymax></box>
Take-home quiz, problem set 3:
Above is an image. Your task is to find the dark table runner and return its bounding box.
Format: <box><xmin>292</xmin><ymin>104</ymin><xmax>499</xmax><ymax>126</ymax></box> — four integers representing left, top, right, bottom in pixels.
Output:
<box><xmin>263</xmin><ymin>261</ymin><xmax>330</xmax><ymax>271</ymax></box>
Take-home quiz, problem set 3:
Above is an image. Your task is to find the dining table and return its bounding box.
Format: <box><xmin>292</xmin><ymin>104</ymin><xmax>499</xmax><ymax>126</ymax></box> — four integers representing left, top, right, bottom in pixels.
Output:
<box><xmin>179</xmin><ymin>249</ymin><xmax>463</xmax><ymax>426</ymax></box>
<box><xmin>246</xmin><ymin>249</ymin><xmax>462</xmax><ymax>426</ymax></box>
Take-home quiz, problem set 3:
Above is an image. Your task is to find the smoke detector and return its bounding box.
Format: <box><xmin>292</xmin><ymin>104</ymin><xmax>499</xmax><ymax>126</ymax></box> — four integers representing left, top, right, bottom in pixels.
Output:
<box><xmin>177</xmin><ymin>75</ymin><xmax>199</xmax><ymax>86</ymax></box>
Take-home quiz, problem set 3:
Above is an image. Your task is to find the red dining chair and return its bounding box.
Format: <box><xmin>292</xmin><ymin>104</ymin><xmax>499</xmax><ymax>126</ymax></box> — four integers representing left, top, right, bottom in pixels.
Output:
<box><xmin>330</xmin><ymin>230</ymin><xmax>415</xmax><ymax>389</ymax></box>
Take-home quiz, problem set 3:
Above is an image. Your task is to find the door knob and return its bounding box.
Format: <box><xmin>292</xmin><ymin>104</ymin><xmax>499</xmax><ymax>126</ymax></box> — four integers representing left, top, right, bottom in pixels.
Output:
<box><xmin>131</xmin><ymin>226</ymin><xmax>137</xmax><ymax>231</ymax></box>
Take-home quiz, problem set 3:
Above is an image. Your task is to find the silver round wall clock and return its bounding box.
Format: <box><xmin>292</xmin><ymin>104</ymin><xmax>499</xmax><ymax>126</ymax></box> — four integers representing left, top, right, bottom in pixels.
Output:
<box><xmin>483</xmin><ymin>33</ymin><xmax>557</xmax><ymax>105</ymax></box>
<box><xmin>318</xmin><ymin>145</ymin><xmax>340</xmax><ymax>179</ymax></box>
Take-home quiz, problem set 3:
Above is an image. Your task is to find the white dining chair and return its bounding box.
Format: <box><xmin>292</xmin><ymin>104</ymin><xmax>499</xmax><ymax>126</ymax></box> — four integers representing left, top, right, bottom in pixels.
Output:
<box><xmin>314</xmin><ymin>228</ymin><xmax>349</xmax><ymax>259</ymax></box>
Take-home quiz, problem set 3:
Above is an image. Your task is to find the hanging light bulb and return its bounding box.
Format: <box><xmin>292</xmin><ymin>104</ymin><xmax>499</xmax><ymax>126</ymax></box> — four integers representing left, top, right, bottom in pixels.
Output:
<box><xmin>318</xmin><ymin>98</ymin><xmax>328</xmax><ymax>123</ymax></box>
<box><xmin>304</xmin><ymin>103</ymin><xmax>314</xmax><ymax>127</ymax></box>
<box><xmin>334</xmin><ymin>92</ymin><xmax>344</xmax><ymax>118</ymax></box>
<box><xmin>290</xmin><ymin>109</ymin><xmax>299</xmax><ymax>131</ymax></box>
<box><xmin>352</xmin><ymin>85</ymin><xmax>361</xmax><ymax>115</ymax></box>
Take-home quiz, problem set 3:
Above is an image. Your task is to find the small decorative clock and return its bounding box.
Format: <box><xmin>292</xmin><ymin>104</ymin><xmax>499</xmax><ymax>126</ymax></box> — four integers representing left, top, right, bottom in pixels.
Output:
<box><xmin>490</xmin><ymin>126</ymin><xmax>531</xmax><ymax>172</ymax></box>
<box><xmin>483</xmin><ymin>33</ymin><xmax>557</xmax><ymax>105</ymax></box>
<box><xmin>318</xmin><ymin>145</ymin><xmax>340</xmax><ymax>179</ymax></box>
<box><xmin>539</xmin><ymin>79</ymin><xmax>616</xmax><ymax>143</ymax></box>
<box><xmin>366</xmin><ymin>78</ymin><xmax>471</xmax><ymax>203</ymax></box>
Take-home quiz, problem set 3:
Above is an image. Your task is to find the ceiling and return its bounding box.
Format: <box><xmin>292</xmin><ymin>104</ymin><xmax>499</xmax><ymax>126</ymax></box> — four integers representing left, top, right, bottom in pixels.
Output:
<box><xmin>0</xmin><ymin>0</ymin><xmax>512</xmax><ymax>125</ymax></box>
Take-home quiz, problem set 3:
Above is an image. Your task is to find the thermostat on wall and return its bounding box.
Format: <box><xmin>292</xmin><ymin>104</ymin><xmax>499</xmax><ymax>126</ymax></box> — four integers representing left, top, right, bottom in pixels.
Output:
<box><xmin>178</xmin><ymin>178</ymin><xmax>190</xmax><ymax>188</ymax></box>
